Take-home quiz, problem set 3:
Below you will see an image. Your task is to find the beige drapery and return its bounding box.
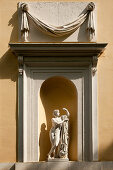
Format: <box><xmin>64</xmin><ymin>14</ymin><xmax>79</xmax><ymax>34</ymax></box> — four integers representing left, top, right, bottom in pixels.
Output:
<box><xmin>20</xmin><ymin>2</ymin><xmax>95</xmax><ymax>41</ymax></box>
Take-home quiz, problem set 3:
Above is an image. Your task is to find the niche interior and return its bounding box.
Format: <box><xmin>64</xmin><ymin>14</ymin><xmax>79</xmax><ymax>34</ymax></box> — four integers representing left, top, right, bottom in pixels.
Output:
<box><xmin>39</xmin><ymin>76</ymin><xmax>77</xmax><ymax>161</ymax></box>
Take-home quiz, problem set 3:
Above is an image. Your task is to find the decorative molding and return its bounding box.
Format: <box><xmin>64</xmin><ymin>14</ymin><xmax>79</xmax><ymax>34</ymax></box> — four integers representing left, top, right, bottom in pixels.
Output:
<box><xmin>92</xmin><ymin>67</ymin><xmax>97</xmax><ymax>76</ymax></box>
<box><xmin>18</xmin><ymin>56</ymin><xmax>24</xmax><ymax>161</ymax></box>
<box><xmin>92</xmin><ymin>56</ymin><xmax>98</xmax><ymax>67</ymax></box>
<box><xmin>19</xmin><ymin>2</ymin><xmax>95</xmax><ymax>42</ymax></box>
<box><xmin>18</xmin><ymin>56</ymin><xmax>24</xmax><ymax>75</ymax></box>
<box><xmin>9</xmin><ymin>43</ymin><xmax>107</xmax><ymax>57</ymax></box>
<box><xmin>92</xmin><ymin>56</ymin><xmax>98</xmax><ymax>76</ymax></box>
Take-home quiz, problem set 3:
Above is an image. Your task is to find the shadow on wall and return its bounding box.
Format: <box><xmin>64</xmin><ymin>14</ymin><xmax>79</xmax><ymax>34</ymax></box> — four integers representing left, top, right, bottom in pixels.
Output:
<box><xmin>1</xmin><ymin>7</ymin><xmax>19</xmax><ymax>161</ymax></box>
<box><xmin>39</xmin><ymin>76</ymin><xmax>77</xmax><ymax>161</ymax></box>
<box><xmin>0</xmin><ymin>49</ymin><xmax>18</xmax><ymax>80</ymax></box>
<box><xmin>39</xmin><ymin>123</ymin><xmax>49</xmax><ymax>161</ymax></box>
<box><xmin>0</xmin><ymin>49</ymin><xmax>18</xmax><ymax>161</ymax></box>
<box><xmin>0</xmin><ymin>2</ymin><xmax>18</xmax><ymax>161</ymax></box>
<box><xmin>8</xmin><ymin>11</ymin><xmax>18</xmax><ymax>43</ymax></box>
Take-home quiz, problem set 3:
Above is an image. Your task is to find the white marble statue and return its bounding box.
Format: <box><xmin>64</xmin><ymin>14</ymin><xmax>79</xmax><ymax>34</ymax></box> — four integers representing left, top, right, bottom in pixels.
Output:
<box><xmin>48</xmin><ymin>108</ymin><xmax>70</xmax><ymax>159</ymax></box>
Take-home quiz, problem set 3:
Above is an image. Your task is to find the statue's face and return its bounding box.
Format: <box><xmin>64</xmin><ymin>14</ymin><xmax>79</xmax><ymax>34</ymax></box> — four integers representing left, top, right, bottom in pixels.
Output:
<box><xmin>53</xmin><ymin>110</ymin><xmax>60</xmax><ymax>117</ymax></box>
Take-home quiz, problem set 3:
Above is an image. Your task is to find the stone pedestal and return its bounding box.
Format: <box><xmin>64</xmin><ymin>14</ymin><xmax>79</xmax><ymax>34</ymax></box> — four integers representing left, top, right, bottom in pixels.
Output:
<box><xmin>15</xmin><ymin>162</ymin><xmax>100</xmax><ymax>170</ymax></box>
<box><xmin>48</xmin><ymin>158</ymin><xmax>69</xmax><ymax>162</ymax></box>
<box><xmin>1</xmin><ymin>162</ymin><xmax>113</xmax><ymax>170</ymax></box>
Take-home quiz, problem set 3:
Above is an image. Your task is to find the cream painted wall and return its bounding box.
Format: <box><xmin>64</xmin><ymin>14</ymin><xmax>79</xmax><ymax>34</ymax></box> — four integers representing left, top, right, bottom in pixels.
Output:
<box><xmin>0</xmin><ymin>0</ymin><xmax>113</xmax><ymax>162</ymax></box>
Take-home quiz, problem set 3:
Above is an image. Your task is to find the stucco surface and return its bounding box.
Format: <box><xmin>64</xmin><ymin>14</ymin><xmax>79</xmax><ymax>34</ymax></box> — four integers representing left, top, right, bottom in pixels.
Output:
<box><xmin>0</xmin><ymin>0</ymin><xmax>113</xmax><ymax>161</ymax></box>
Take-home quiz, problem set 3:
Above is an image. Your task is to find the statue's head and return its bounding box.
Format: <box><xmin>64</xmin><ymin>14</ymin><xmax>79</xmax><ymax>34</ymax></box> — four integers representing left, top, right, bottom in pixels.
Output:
<box><xmin>53</xmin><ymin>110</ymin><xmax>60</xmax><ymax>117</ymax></box>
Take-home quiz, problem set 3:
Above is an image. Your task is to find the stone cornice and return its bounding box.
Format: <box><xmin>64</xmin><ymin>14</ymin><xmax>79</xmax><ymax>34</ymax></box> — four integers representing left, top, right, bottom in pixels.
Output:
<box><xmin>9</xmin><ymin>43</ymin><xmax>107</xmax><ymax>57</ymax></box>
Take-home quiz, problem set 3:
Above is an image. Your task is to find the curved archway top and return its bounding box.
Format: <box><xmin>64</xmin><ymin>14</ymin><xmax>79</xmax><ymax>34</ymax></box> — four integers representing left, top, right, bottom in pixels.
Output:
<box><xmin>40</xmin><ymin>76</ymin><xmax>77</xmax><ymax>112</ymax></box>
<box><xmin>40</xmin><ymin>76</ymin><xmax>77</xmax><ymax>95</ymax></box>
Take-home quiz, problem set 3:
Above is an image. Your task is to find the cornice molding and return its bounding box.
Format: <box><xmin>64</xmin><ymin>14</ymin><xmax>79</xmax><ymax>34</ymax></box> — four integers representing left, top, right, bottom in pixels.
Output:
<box><xmin>9</xmin><ymin>43</ymin><xmax>107</xmax><ymax>57</ymax></box>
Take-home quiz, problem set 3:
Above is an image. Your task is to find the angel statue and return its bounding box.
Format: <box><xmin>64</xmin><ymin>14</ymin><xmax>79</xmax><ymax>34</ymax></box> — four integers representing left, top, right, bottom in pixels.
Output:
<box><xmin>48</xmin><ymin>108</ymin><xmax>70</xmax><ymax>160</ymax></box>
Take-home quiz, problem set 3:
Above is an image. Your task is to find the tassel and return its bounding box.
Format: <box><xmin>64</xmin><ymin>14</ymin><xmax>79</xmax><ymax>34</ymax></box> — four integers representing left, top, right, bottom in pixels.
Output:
<box><xmin>87</xmin><ymin>2</ymin><xmax>95</xmax><ymax>41</ymax></box>
<box><xmin>21</xmin><ymin>3</ymin><xmax>29</xmax><ymax>41</ymax></box>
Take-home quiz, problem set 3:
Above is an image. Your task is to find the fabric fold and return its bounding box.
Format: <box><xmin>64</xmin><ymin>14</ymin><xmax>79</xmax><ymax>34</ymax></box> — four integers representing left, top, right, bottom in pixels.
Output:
<box><xmin>20</xmin><ymin>2</ymin><xmax>95</xmax><ymax>41</ymax></box>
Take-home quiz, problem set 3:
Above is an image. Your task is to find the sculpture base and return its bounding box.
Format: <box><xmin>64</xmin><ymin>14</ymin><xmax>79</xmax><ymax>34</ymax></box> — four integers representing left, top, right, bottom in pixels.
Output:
<box><xmin>47</xmin><ymin>158</ymin><xmax>69</xmax><ymax>162</ymax></box>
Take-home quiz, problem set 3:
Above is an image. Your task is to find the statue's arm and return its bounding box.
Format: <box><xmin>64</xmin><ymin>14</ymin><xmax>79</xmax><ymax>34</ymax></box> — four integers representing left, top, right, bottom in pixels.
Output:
<box><xmin>63</xmin><ymin>108</ymin><xmax>70</xmax><ymax>117</ymax></box>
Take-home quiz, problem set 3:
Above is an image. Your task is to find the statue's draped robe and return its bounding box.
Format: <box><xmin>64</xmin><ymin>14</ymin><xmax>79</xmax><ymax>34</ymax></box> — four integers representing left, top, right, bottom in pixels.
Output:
<box><xmin>59</xmin><ymin>118</ymin><xmax>69</xmax><ymax>158</ymax></box>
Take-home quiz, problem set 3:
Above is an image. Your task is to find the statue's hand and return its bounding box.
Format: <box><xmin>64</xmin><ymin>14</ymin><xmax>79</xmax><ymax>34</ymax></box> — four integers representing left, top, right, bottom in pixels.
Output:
<box><xmin>63</xmin><ymin>108</ymin><xmax>68</xmax><ymax>111</ymax></box>
<box><xmin>63</xmin><ymin>108</ymin><xmax>70</xmax><ymax>117</ymax></box>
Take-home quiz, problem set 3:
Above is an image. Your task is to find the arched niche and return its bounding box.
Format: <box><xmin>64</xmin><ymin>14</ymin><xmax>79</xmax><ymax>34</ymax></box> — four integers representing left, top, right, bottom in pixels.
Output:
<box><xmin>39</xmin><ymin>76</ymin><xmax>77</xmax><ymax>161</ymax></box>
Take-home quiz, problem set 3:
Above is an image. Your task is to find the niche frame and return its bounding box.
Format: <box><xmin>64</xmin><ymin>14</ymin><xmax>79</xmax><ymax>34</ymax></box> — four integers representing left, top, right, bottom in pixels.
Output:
<box><xmin>24</xmin><ymin>68</ymin><xmax>84</xmax><ymax>162</ymax></box>
<box><xmin>9</xmin><ymin>42</ymin><xmax>107</xmax><ymax>162</ymax></box>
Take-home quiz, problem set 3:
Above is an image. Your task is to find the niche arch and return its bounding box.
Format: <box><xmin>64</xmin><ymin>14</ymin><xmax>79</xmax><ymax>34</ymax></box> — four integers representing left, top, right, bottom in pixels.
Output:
<box><xmin>39</xmin><ymin>76</ymin><xmax>78</xmax><ymax>161</ymax></box>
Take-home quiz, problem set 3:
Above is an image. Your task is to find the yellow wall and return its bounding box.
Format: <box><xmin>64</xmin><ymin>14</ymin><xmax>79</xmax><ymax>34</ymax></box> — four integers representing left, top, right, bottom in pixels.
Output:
<box><xmin>0</xmin><ymin>0</ymin><xmax>113</xmax><ymax>162</ymax></box>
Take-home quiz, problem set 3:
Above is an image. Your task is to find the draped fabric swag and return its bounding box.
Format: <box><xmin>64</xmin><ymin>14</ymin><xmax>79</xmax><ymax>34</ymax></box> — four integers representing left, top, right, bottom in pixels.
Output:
<box><xmin>20</xmin><ymin>2</ymin><xmax>95</xmax><ymax>41</ymax></box>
